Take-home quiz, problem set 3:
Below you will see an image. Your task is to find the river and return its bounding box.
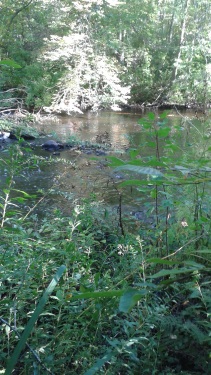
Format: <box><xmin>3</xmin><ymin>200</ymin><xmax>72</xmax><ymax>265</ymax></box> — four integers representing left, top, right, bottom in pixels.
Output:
<box><xmin>0</xmin><ymin>109</ymin><xmax>209</xmax><ymax>226</ymax></box>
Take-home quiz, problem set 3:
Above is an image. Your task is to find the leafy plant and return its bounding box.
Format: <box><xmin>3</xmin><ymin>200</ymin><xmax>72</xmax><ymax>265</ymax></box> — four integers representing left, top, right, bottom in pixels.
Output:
<box><xmin>108</xmin><ymin>111</ymin><xmax>211</xmax><ymax>253</ymax></box>
<box><xmin>0</xmin><ymin>112</ymin><xmax>211</xmax><ymax>374</ymax></box>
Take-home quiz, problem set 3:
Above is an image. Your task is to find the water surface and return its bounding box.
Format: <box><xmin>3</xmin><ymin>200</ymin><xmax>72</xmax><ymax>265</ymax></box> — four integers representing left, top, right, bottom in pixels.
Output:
<box><xmin>1</xmin><ymin>109</ymin><xmax>208</xmax><ymax>224</ymax></box>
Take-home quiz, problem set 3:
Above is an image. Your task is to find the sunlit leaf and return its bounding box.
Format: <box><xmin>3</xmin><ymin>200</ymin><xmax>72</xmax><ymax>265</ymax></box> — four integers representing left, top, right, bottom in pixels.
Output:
<box><xmin>12</xmin><ymin>189</ymin><xmax>33</xmax><ymax>198</ymax></box>
<box><xmin>0</xmin><ymin>59</ymin><xmax>22</xmax><ymax>68</ymax></box>
<box><xmin>115</xmin><ymin>165</ymin><xmax>164</xmax><ymax>177</ymax></box>
<box><xmin>14</xmin><ymin>197</ymin><xmax>26</xmax><ymax>203</ymax></box>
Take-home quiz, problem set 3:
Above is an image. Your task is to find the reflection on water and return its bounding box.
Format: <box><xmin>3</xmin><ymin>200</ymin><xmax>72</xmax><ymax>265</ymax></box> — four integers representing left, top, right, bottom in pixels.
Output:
<box><xmin>37</xmin><ymin>111</ymin><xmax>145</xmax><ymax>149</ymax></box>
<box><xmin>36</xmin><ymin>109</ymin><xmax>203</xmax><ymax>149</ymax></box>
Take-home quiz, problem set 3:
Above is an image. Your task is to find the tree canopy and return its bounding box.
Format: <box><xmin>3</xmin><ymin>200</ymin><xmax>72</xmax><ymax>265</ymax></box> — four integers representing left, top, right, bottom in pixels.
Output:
<box><xmin>0</xmin><ymin>0</ymin><xmax>210</xmax><ymax>112</ymax></box>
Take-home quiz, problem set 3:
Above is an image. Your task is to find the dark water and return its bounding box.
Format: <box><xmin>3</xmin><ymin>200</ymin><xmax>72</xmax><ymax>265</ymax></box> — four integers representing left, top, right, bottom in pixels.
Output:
<box><xmin>0</xmin><ymin>109</ymin><xmax>209</xmax><ymax>222</ymax></box>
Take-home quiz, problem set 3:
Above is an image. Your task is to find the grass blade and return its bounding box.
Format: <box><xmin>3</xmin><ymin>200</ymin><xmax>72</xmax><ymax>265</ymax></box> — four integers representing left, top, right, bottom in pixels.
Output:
<box><xmin>5</xmin><ymin>265</ymin><xmax>66</xmax><ymax>375</ymax></box>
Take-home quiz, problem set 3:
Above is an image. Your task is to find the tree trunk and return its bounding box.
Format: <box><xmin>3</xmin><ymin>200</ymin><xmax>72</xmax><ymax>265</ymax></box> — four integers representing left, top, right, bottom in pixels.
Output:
<box><xmin>173</xmin><ymin>0</ymin><xmax>191</xmax><ymax>80</ymax></box>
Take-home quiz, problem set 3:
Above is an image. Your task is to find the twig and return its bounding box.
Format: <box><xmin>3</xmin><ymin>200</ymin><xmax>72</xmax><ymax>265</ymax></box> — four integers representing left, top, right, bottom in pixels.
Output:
<box><xmin>173</xmin><ymin>106</ymin><xmax>202</xmax><ymax>135</ymax></box>
<box><xmin>7</xmin><ymin>0</ymin><xmax>34</xmax><ymax>29</ymax></box>
<box><xmin>162</xmin><ymin>234</ymin><xmax>204</xmax><ymax>259</ymax></box>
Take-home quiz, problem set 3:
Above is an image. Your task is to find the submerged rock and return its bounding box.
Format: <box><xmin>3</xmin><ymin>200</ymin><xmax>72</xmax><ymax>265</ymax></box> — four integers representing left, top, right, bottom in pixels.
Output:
<box><xmin>20</xmin><ymin>133</ymin><xmax>36</xmax><ymax>140</ymax></box>
<box><xmin>41</xmin><ymin>140</ymin><xmax>64</xmax><ymax>151</ymax></box>
<box><xmin>112</xmin><ymin>172</ymin><xmax>125</xmax><ymax>180</ymax></box>
<box><xmin>95</xmin><ymin>150</ymin><xmax>107</xmax><ymax>156</ymax></box>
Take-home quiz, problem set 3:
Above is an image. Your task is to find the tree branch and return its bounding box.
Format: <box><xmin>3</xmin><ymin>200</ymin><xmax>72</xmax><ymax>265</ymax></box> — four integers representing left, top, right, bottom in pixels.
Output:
<box><xmin>8</xmin><ymin>0</ymin><xmax>34</xmax><ymax>29</ymax></box>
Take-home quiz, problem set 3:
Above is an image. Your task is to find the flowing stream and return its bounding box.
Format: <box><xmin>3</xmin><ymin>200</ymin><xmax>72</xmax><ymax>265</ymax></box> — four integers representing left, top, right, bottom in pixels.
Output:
<box><xmin>0</xmin><ymin>109</ymin><xmax>208</xmax><ymax>225</ymax></box>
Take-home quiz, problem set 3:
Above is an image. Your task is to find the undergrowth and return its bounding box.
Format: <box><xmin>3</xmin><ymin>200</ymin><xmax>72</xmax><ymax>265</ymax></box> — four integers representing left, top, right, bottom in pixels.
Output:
<box><xmin>0</xmin><ymin>113</ymin><xmax>211</xmax><ymax>374</ymax></box>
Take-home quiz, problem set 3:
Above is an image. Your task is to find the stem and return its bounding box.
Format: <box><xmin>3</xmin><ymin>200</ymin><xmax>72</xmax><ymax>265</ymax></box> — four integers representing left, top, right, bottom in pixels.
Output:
<box><xmin>1</xmin><ymin>176</ymin><xmax>13</xmax><ymax>228</ymax></box>
<box><xmin>194</xmin><ymin>183</ymin><xmax>199</xmax><ymax>248</ymax></box>
<box><xmin>119</xmin><ymin>193</ymin><xmax>125</xmax><ymax>236</ymax></box>
<box><xmin>155</xmin><ymin>130</ymin><xmax>160</xmax><ymax>161</ymax></box>
<box><xmin>155</xmin><ymin>185</ymin><xmax>159</xmax><ymax>226</ymax></box>
<box><xmin>165</xmin><ymin>206</ymin><xmax>169</xmax><ymax>256</ymax></box>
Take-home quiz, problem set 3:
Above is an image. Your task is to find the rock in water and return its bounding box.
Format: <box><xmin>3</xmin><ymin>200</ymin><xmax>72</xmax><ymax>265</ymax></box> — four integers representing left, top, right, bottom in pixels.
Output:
<box><xmin>41</xmin><ymin>140</ymin><xmax>64</xmax><ymax>151</ymax></box>
<box><xmin>0</xmin><ymin>131</ymin><xmax>11</xmax><ymax>140</ymax></box>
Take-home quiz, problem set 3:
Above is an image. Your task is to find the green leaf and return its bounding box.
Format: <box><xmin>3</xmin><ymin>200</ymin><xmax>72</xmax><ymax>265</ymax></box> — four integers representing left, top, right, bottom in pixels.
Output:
<box><xmin>147</xmin><ymin>258</ymin><xmax>181</xmax><ymax>265</ymax></box>
<box><xmin>157</xmin><ymin>128</ymin><xmax>171</xmax><ymax>137</ymax></box>
<box><xmin>119</xmin><ymin>179</ymin><xmax>164</xmax><ymax>187</ymax></box>
<box><xmin>4</xmin><ymin>210</ymin><xmax>20</xmax><ymax>217</ymax></box>
<box><xmin>148</xmin><ymin>112</ymin><xmax>156</xmax><ymax>120</ymax></box>
<box><xmin>119</xmin><ymin>289</ymin><xmax>147</xmax><ymax>313</ymax></box>
<box><xmin>119</xmin><ymin>179</ymin><xmax>149</xmax><ymax>187</ymax></box>
<box><xmin>138</xmin><ymin>119</ymin><xmax>151</xmax><ymax>128</ymax></box>
<box><xmin>14</xmin><ymin>197</ymin><xmax>26</xmax><ymax>203</ymax></box>
<box><xmin>107</xmin><ymin>156</ymin><xmax>125</xmax><ymax>166</ymax></box>
<box><xmin>149</xmin><ymin>265</ymin><xmax>204</xmax><ymax>279</ymax></box>
<box><xmin>126</xmin><ymin>159</ymin><xmax>143</xmax><ymax>166</ymax></box>
<box><xmin>164</xmin><ymin>144</ymin><xmax>178</xmax><ymax>151</ymax></box>
<box><xmin>194</xmin><ymin>250</ymin><xmax>211</xmax><ymax>254</ymax></box>
<box><xmin>147</xmin><ymin>141</ymin><xmax>156</xmax><ymax>147</ymax></box>
<box><xmin>84</xmin><ymin>352</ymin><xmax>113</xmax><ymax>375</ymax></box>
<box><xmin>150</xmin><ymin>189</ymin><xmax>156</xmax><ymax>198</ymax></box>
<box><xmin>144</xmin><ymin>159</ymin><xmax>167</xmax><ymax>167</ymax></box>
<box><xmin>0</xmin><ymin>59</ymin><xmax>22</xmax><ymax>68</ymax></box>
<box><xmin>129</xmin><ymin>149</ymin><xmax>140</xmax><ymax>159</ymax></box>
<box><xmin>5</xmin><ymin>265</ymin><xmax>66</xmax><ymax>375</ymax></box>
<box><xmin>71</xmin><ymin>290</ymin><xmax>124</xmax><ymax>300</ymax></box>
<box><xmin>12</xmin><ymin>189</ymin><xmax>33</xmax><ymax>198</ymax></box>
<box><xmin>160</xmin><ymin>111</ymin><xmax>170</xmax><ymax>119</ymax></box>
<box><xmin>183</xmin><ymin>261</ymin><xmax>204</xmax><ymax>268</ymax></box>
<box><xmin>174</xmin><ymin>165</ymin><xmax>191</xmax><ymax>174</ymax></box>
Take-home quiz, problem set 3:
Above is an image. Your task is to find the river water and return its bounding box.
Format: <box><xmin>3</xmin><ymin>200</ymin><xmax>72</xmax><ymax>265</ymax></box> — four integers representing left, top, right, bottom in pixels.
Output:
<box><xmin>1</xmin><ymin>109</ymin><xmax>208</xmax><ymax>226</ymax></box>
<box><xmin>36</xmin><ymin>110</ymin><xmax>187</xmax><ymax>148</ymax></box>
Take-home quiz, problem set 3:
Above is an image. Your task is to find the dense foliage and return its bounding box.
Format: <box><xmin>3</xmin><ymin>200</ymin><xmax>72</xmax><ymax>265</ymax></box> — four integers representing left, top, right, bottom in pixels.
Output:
<box><xmin>0</xmin><ymin>112</ymin><xmax>211</xmax><ymax>374</ymax></box>
<box><xmin>0</xmin><ymin>0</ymin><xmax>210</xmax><ymax>112</ymax></box>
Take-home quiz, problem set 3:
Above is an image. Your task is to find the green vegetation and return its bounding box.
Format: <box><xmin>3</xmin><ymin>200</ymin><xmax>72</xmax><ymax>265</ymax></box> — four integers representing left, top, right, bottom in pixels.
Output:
<box><xmin>1</xmin><ymin>112</ymin><xmax>211</xmax><ymax>374</ymax></box>
<box><xmin>0</xmin><ymin>0</ymin><xmax>210</xmax><ymax>113</ymax></box>
<box><xmin>0</xmin><ymin>2</ymin><xmax>210</xmax><ymax>373</ymax></box>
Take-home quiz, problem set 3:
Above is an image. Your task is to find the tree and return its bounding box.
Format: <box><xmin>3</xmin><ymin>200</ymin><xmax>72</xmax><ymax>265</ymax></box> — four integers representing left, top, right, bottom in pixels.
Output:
<box><xmin>0</xmin><ymin>0</ymin><xmax>210</xmax><ymax>111</ymax></box>
<box><xmin>42</xmin><ymin>0</ymin><xmax>130</xmax><ymax>113</ymax></box>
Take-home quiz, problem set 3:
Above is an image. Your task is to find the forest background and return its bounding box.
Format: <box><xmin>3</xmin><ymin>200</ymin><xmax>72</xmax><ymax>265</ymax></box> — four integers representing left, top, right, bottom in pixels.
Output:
<box><xmin>0</xmin><ymin>0</ymin><xmax>210</xmax><ymax>113</ymax></box>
